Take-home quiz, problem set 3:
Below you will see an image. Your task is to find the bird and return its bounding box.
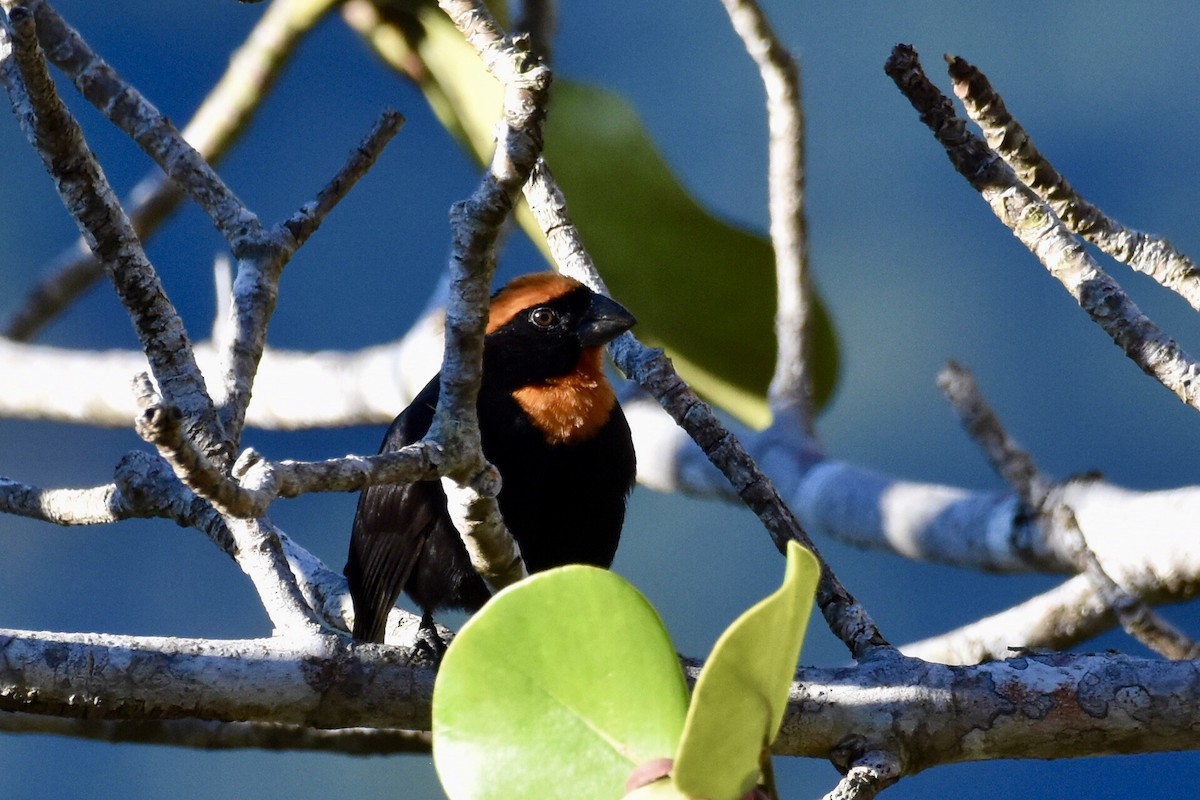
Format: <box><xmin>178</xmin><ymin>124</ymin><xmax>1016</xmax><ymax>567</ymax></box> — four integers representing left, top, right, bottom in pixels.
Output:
<box><xmin>345</xmin><ymin>272</ymin><xmax>638</xmax><ymax>645</ymax></box>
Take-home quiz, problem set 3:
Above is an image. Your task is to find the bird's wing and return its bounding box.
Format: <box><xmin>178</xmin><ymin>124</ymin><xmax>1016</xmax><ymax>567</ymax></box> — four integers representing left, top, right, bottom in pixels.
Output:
<box><xmin>345</xmin><ymin>376</ymin><xmax>441</xmax><ymax>643</ymax></box>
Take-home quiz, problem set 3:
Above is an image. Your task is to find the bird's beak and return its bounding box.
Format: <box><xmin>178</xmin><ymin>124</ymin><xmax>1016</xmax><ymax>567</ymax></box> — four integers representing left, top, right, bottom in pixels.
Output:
<box><xmin>578</xmin><ymin>293</ymin><xmax>637</xmax><ymax>348</ymax></box>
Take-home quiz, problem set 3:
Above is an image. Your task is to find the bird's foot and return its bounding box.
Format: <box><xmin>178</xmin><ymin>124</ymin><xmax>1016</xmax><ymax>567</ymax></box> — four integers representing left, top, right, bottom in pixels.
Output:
<box><xmin>412</xmin><ymin>612</ymin><xmax>448</xmax><ymax>663</ymax></box>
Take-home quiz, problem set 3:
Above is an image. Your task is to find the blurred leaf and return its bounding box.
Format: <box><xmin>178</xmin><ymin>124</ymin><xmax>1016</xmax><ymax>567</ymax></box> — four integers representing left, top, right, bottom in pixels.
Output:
<box><xmin>672</xmin><ymin>541</ymin><xmax>819</xmax><ymax>800</ymax></box>
<box><xmin>349</xmin><ymin>1</ymin><xmax>839</xmax><ymax>427</ymax></box>
<box><xmin>541</xmin><ymin>83</ymin><xmax>838</xmax><ymax>426</ymax></box>
<box><xmin>432</xmin><ymin>565</ymin><xmax>689</xmax><ymax>800</ymax></box>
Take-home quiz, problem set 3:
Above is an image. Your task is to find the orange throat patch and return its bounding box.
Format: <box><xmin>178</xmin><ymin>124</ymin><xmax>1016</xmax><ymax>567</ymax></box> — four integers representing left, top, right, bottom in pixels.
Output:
<box><xmin>511</xmin><ymin>348</ymin><xmax>616</xmax><ymax>445</ymax></box>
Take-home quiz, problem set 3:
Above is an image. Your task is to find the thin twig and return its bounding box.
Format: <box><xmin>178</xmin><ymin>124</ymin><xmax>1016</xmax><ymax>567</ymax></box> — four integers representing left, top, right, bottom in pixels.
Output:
<box><xmin>218</xmin><ymin>108</ymin><xmax>406</xmax><ymax>449</ymax></box>
<box><xmin>3</xmin><ymin>0</ymin><xmax>340</xmax><ymax>341</ymax></box>
<box><xmin>524</xmin><ymin>161</ymin><xmax>887</xmax><ymax>659</ymax></box>
<box><xmin>937</xmin><ymin>360</ymin><xmax>1049</xmax><ymax>509</ymax></box>
<box><xmin>279</xmin><ymin>109</ymin><xmax>405</xmax><ymax>246</ymax></box>
<box><xmin>886</xmin><ymin>44</ymin><xmax>1200</xmax><ymax>415</ymax></box>
<box><xmin>30</xmin><ymin>1</ymin><xmax>267</xmax><ymax>252</ymax></box>
<box><xmin>718</xmin><ymin>0</ymin><xmax>814</xmax><ymax>431</ymax></box>
<box><xmin>948</xmin><ymin>55</ymin><xmax>1200</xmax><ymax>312</ymax></box>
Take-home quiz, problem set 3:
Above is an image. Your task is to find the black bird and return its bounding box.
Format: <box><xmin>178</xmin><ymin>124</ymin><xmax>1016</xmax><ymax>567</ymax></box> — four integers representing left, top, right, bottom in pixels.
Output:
<box><xmin>345</xmin><ymin>273</ymin><xmax>637</xmax><ymax>643</ymax></box>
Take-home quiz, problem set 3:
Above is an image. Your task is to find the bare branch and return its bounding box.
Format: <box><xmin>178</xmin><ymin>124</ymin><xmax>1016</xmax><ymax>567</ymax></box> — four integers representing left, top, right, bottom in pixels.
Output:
<box><xmin>718</xmin><ymin>0</ymin><xmax>814</xmax><ymax>431</ymax></box>
<box><xmin>124</xmin><ymin>375</ymin><xmax>325</xmax><ymax>635</ymax></box>
<box><xmin>279</xmin><ymin>109</ymin><xmax>405</xmax><ymax>247</ymax></box>
<box><xmin>33</xmin><ymin>1</ymin><xmax>398</xmax><ymax>456</ymax></box>
<box><xmin>902</xmin><ymin>573</ymin><xmax>1108</xmax><ymax>664</ymax></box>
<box><xmin>217</xmin><ymin>108</ymin><xmax>406</xmax><ymax>449</ymax></box>
<box><xmin>0</xmin><ymin>630</ymin><xmax>435</xmax><ymax>730</ymax></box>
<box><xmin>0</xmin><ymin>313</ymin><xmax>443</xmax><ymax>429</ymax></box>
<box><xmin>934</xmin><ymin>362</ymin><xmax>1199</xmax><ymax>660</ymax></box>
<box><xmin>885</xmin><ymin>45</ymin><xmax>1200</xmax><ymax>415</ymax></box>
<box><xmin>223</xmin><ymin>516</ymin><xmax>328</xmax><ymax>636</ymax></box>
<box><xmin>949</xmin><ymin>54</ymin><xmax>1200</xmax><ymax>312</ymax></box>
<box><xmin>0</xmin><ymin>477</ymin><xmax>126</xmax><ymax>525</ymax></box>
<box><xmin>7</xmin><ymin>632</ymin><xmax>1200</xmax><ymax>768</ymax></box>
<box><xmin>246</xmin><ymin>445</ymin><xmax>446</xmax><ymax>506</ymax></box>
<box><xmin>2</xmin><ymin>0</ymin><xmax>340</xmax><ymax>341</ymax></box>
<box><xmin>132</xmin><ymin>373</ymin><xmax>252</xmax><ymax>513</ymax></box>
<box><xmin>429</xmin><ymin>0</ymin><xmax>553</xmax><ymax>594</ymax></box>
<box><xmin>937</xmin><ymin>360</ymin><xmax>1050</xmax><ymax>508</ymax></box>
<box><xmin>902</xmin><ymin>540</ymin><xmax>1200</xmax><ymax>665</ymax></box>
<box><xmin>29</xmin><ymin>1</ymin><xmax>267</xmax><ymax>252</ymax></box>
<box><xmin>776</xmin><ymin>651</ymin><xmax>1200</xmax><ymax>770</ymax></box>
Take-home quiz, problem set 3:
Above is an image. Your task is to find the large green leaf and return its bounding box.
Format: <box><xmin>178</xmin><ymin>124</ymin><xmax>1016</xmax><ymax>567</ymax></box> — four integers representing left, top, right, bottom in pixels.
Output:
<box><xmin>672</xmin><ymin>541</ymin><xmax>820</xmax><ymax>800</ymax></box>
<box><xmin>431</xmin><ymin>565</ymin><xmax>689</xmax><ymax>800</ymax></box>
<box><xmin>348</xmin><ymin>1</ymin><xmax>839</xmax><ymax>427</ymax></box>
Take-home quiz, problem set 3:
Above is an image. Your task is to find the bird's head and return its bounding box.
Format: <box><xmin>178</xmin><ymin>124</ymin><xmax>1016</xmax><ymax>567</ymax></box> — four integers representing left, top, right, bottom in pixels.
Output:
<box><xmin>483</xmin><ymin>273</ymin><xmax>636</xmax><ymax>390</ymax></box>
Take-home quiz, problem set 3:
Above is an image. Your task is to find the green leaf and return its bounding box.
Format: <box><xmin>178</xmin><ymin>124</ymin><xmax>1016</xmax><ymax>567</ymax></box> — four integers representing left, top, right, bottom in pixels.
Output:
<box><xmin>349</xmin><ymin>2</ymin><xmax>839</xmax><ymax>427</ymax></box>
<box><xmin>432</xmin><ymin>565</ymin><xmax>690</xmax><ymax>800</ymax></box>
<box><xmin>672</xmin><ymin>541</ymin><xmax>820</xmax><ymax>800</ymax></box>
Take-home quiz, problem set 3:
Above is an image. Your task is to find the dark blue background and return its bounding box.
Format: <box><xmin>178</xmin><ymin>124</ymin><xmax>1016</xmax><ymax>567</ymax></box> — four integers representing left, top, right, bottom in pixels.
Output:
<box><xmin>2</xmin><ymin>2</ymin><xmax>1198</xmax><ymax>797</ymax></box>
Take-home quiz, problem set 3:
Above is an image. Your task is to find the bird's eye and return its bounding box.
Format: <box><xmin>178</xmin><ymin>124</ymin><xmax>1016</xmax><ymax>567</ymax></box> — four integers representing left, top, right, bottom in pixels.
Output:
<box><xmin>529</xmin><ymin>307</ymin><xmax>558</xmax><ymax>328</ymax></box>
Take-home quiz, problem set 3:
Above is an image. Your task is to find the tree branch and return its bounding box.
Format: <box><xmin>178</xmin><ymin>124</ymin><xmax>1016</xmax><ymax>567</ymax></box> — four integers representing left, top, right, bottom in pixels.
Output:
<box><xmin>29</xmin><ymin>0</ymin><xmax>267</xmax><ymax>253</ymax></box>
<box><xmin>216</xmin><ymin>107</ymin><xmax>405</xmax><ymax>450</ymax></box>
<box><xmin>5</xmin><ymin>630</ymin><xmax>1199</xmax><ymax>771</ymax></box>
<box><xmin>948</xmin><ymin>54</ymin><xmax>1200</xmax><ymax>313</ymax></box>
<box><xmin>1057</xmin><ymin>506</ymin><xmax>1200</xmax><ymax>660</ymax></box>
<box><xmin>0</xmin><ymin>318</ymin><xmax>443</xmax><ymax>429</ymax></box>
<box><xmin>937</xmin><ymin>360</ymin><xmax>1049</xmax><ymax>509</ymax></box>
<box><xmin>0</xmin><ymin>630</ymin><xmax>435</xmax><ymax>730</ymax></box>
<box><xmin>885</xmin><ymin>44</ymin><xmax>1200</xmax><ymax>415</ymax></box>
<box><xmin>933</xmin><ymin>361</ymin><xmax>1200</xmax><ymax>662</ymax></box>
<box><xmin>776</xmin><ymin>650</ymin><xmax>1200</xmax><ymax>773</ymax></box>
<box><xmin>428</xmin><ymin>0</ymin><xmax>552</xmax><ymax>594</ymax></box>
<box><xmin>718</xmin><ymin>0</ymin><xmax>815</xmax><ymax>432</ymax></box>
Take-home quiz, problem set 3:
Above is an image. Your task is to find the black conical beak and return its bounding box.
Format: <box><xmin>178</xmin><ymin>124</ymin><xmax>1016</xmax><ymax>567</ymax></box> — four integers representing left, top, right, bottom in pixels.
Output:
<box><xmin>577</xmin><ymin>293</ymin><xmax>637</xmax><ymax>348</ymax></box>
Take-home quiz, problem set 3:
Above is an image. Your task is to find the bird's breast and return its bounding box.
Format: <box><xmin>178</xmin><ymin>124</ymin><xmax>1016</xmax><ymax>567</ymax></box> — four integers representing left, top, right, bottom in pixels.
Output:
<box><xmin>509</xmin><ymin>347</ymin><xmax>618</xmax><ymax>445</ymax></box>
